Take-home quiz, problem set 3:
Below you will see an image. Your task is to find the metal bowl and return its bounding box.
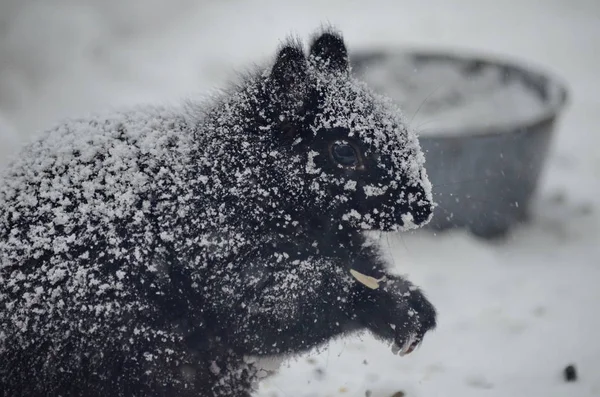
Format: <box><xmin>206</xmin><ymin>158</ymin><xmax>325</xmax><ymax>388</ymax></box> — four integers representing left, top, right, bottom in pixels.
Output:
<box><xmin>351</xmin><ymin>48</ymin><xmax>569</xmax><ymax>238</ymax></box>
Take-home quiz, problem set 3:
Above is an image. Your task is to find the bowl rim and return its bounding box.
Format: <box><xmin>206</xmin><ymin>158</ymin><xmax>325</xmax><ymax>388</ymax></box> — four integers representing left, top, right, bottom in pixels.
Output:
<box><xmin>349</xmin><ymin>45</ymin><xmax>570</xmax><ymax>140</ymax></box>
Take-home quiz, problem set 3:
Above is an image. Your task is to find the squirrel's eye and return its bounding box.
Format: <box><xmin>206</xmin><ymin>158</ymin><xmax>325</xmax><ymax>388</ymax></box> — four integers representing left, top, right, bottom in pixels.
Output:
<box><xmin>330</xmin><ymin>140</ymin><xmax>360</xmax><ymax>168</ymax></box>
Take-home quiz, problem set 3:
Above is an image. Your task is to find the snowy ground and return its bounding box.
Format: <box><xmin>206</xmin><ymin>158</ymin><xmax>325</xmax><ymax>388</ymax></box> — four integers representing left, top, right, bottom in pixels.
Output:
<box><xmin>1</xmin><ymin>1</ymin><xmax>599</xmax><ymax>396</ymax></box>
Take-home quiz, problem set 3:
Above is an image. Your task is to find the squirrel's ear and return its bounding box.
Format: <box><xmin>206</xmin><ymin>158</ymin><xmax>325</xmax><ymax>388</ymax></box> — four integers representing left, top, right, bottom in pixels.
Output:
<box><xmin>309</xmin><ymin>31</ymin><xmax>349</xmax><ymax>72</ymax></box>
<box><xmin>270</xmin><ymin>44</ymin><xmax>307</xmax><ymax>94</ymax></box>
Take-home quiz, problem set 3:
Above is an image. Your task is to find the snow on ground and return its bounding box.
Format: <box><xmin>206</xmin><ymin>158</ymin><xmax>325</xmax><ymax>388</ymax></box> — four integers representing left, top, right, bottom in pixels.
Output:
<box><xmin>1</xmin><ymin>0</ymin><xmax>599</xmax><ymax>396</ymax></box>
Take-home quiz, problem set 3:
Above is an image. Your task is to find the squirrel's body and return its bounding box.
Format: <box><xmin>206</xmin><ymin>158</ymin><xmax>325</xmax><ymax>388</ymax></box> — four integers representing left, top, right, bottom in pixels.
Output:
<box><xmin>0</xmin><ymin>30</ymin><xmax>437</xmax><ymax>397</ymax></box>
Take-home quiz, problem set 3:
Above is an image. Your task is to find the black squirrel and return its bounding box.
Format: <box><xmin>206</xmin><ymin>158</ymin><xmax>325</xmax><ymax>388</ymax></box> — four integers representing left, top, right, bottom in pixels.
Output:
<box><xmin>0</xmin><ymin>29</ymin><xmax>437</xmax><ymax>397</ymax></box>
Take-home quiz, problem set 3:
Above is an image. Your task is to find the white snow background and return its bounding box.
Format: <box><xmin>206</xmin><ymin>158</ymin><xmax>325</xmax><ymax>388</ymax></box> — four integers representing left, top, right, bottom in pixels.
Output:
<box><xmin>1</xmin><ymin>0</ymin><xmax>599</xmax><ymax>396</ymax></box>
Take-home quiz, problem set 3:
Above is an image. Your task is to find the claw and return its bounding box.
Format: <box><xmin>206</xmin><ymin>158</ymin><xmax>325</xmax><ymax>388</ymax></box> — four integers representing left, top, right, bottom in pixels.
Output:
<box><xmin>391</xmin><ymin>333</ymin><xmax>420</xmax><ymax>356</ymax></box>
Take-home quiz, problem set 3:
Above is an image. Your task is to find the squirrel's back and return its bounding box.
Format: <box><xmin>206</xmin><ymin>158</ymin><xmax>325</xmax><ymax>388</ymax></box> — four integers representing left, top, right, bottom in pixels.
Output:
<box><xmin>0</xmin><ymin>105</ymin><xmax>200</xmax><ymax>356</ymax></box>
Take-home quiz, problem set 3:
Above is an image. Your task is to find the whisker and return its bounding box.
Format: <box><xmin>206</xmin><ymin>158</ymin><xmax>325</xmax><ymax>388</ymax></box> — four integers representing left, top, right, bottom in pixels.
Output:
<box><xmin>414</xmin><ymin>118</ymin><xmax>451</xmax><ymax>131</ymax></box>
<box><xmin>409</xmin><ymin>85</ymin><xmax>444</xmax><ymax>126</ymax></box>
<box><xmin>385</xmin><ymin>233</ymin><xmax>398</xmax><ymax>268</ymax></box>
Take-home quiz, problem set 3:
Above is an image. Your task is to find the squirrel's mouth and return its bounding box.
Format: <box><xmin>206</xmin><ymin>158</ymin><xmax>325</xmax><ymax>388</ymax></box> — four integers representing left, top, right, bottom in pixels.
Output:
<box><xmin>340</xmin><ymin>200</ymin><xmax>433</xmax><ymax>232</ymax></box>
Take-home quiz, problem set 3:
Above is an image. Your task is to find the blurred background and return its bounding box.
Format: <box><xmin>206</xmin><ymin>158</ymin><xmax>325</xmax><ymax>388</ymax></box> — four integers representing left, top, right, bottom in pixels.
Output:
<box><xmin>0</xmin><ymin>1</ymin><xmax>598</xmax><ymax>396</ymax></box>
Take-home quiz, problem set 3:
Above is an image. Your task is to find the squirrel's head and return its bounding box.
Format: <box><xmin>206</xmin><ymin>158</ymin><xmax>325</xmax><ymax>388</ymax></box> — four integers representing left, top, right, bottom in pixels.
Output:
<box><xmin>204</xmin><ymin>29</ymin><xmax>433</xmax><ymax>233</ymax></box>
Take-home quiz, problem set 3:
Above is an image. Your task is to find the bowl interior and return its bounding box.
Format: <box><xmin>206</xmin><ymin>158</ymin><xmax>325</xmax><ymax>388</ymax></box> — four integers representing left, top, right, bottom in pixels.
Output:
<box><xmin>351</xmin><ymin>49</ymin><xmax>568</xmax><ymax>137</ymax></box>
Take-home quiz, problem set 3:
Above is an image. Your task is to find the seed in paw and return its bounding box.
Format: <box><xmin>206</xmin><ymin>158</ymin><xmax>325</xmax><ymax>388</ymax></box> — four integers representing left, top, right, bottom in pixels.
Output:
<box><xmin>349</xmin><ymin>269</ymin><xmax>385</xmax><ymax>289</ymax></box>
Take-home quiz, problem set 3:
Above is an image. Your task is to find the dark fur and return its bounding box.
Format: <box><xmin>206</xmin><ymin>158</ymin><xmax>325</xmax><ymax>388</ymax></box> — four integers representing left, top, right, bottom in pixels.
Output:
<box><xmin>0</xmin><ymin>29</ymin><xmax>436</xmax><ymax>396</ymax></box>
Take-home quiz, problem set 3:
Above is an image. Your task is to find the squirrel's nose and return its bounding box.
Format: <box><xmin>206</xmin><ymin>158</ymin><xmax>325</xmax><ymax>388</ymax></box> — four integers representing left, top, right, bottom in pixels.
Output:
<box><xmin>394</xmin><ymin>191</ymin><xmax>434</xmax><ymax>228</ymax></box>
<box><xmin>409</xmin><ymin>201</ymin><xmax>434</xmax><ymax>226</ymax></box>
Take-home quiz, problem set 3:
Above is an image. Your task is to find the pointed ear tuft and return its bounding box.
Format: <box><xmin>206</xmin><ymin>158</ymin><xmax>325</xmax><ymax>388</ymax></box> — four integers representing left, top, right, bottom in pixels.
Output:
<box><xmin>309</xmin><ymin>31</ymin><xmax>349</xmax><ymax>72</ymax></box>
<box><xmin>270</xmin><ymin>44</ymin><xmax>307</xmax><ymax>93</ymax></box>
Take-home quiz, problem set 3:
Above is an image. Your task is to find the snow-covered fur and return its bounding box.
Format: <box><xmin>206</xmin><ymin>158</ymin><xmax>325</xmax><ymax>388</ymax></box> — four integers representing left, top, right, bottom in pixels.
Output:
<box><xmin>0</xmin><ymin>30</ymin><xmax>436</xmax><ymax>397</ymax></box>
